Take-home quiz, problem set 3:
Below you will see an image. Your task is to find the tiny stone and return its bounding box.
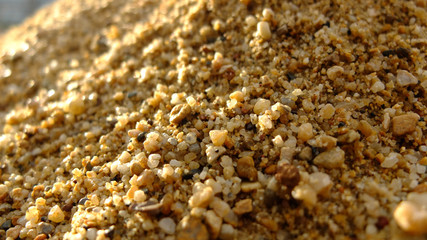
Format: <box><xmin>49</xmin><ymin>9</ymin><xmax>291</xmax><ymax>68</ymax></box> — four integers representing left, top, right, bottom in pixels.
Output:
<box><xmin>130</xmin><ymin>162</ymin><xmax>144</xmax><ymax>175</ymax></box>
<box><xmin>205</xmin><ymin>210</ymin><xmax>222</xmax><ymax>239</ymax></box>
<box><xmin>313</xmin><ymin>147</ymin><xmax>345</xmax><ymax>169</ymax></box>
<box><xmin>176</xmin><ymin>217</ymin><xmax>209</xmax><ymax>240</ymax></box>
<box><xmin>319</xmin><ymin>104</ymin><xmax>335</xmax><ymax>120</ymax></box>
<box><xmin>209</xmin><ymin>130</ymin><xmax>228</xmax><ymax>146</ymax></box>
<box><xmin>253</xmin><ymin>98</ymin><xmax>271</xmax><ymax>114</ymax></box>
<box><xmin>326</xmin><ymin>66</ymin><xmax>344</xmax><ymax>80</ymax></box>
<box><xmin>298</xmin><ymin>123</ymin><xmax>313</xmax><ymax>142</ymax></box>
<box><xmin>393</xmin><ymin>192</ymin><xmax>427</xmax><ymax>235</ymax></box>
<box><xmin>229</xmin><ymin>91</ymin><xmax>244</xmax><ymax>102</ymax></box>
<box><xmin>147</xmin><ymin>154</ymin><xmax>161</xmax><ymax>169</ymax></box>
<box><xmin>170</xmin><ymin>104</ymin><xmax>191</xmax><ymax>125</ymax></box>
<box><xmin>392</xmin><ymin>113</ymin><xmax>420</xmax><ymax>136</ymax></box>
<box><xmin>396</xmin><ymin>70</ymin><xmax>418</xmax><ymax>87</ymax></box>
<box><xmin>134</xmin><ymin>190</ymin><xmax>147</xmax><ymax>202</ymax></box>
<box><xmin>236</xmin><ymin>156</ymin><xmax>257</xmax><ymax>181</ymax></box>
<box><xmin>48</xmin><ymin>205</ymin><xmax>65</xmax><ymax>223</ymax></box>
<box><xmin>189</xmin><ymin>186</ymin><xmax>214</xmax><ymax>208</ymax></box>
<box><xmin>381</xmin><ymin>152</ymin><xmax>400</xmax><ymax>168</ymax></box>
<box><xmin>65</xmin><ymin>95</ymin><xmax>85</xmax><ymax>115</ymax></box>
<box><xmin>370</xmin><ymin>81</ymin><xmax>385</xmax><ymax>93</ymax></box>
<box><xmin>233</xmin><ymin>199</ymin><xmax>253</xmax><ymax>215</ymax></box>
<box><xmin>257</xmin><ymin>21</ymin><xmax>271</xmax><ymax>40</ymax></box>
<box><xmin>159</xmin><ymin>217</ymin><xmax>176</xmax><ymax>235</ymax></box>
<box><xmin>275</xmin><ymin>163</ymin><xmax>300</xmax><ymax>189</ymax></box>
<box><xmin>119</xmin><ymin>151</ymin><xmax>131</xmax><ymax>163</ymax></box>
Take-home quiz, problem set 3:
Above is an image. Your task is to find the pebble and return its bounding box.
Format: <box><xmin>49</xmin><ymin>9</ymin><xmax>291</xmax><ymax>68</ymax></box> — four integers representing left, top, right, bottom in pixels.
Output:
<box><xmin>219</xmin><ymin>224</ymin><xmax>235</xmax><ymax>240</ymax></box>
<box><xmin>229</xmin><ymin>91</ymin><xmax>244</xmax><ymax>102</ymax></box>
<box><xmin>147</xmin><ymin>154</ymin><xmax>161</xmax><ymax>169</ymax></box>
<box><xmin>34</xmin><ymin>234</ymin><xmax>47</xmax><ymax>240</ymax></box>
<box><xmin>86</xmin><ymin>228</ymin><xmax>98</xmax><ymax>240</ymax></box>
<box><xmin>275</xmin><ymin>163</ymin><xmax>300</xmax><ymax>189</ymax></box>
<box><xmin>319</xmin><ymin>104</ymin><xmax>335</xmax><ymax>120</ymax></box>
<box><xmin>370</xmin><ymin>81</ymin><xmax>385</xmax><ymax>93</ymax></box>
<box><xmin>241</xmin><ymin>182</ymin><xmax>261</xmax><ymax>192</ymax></box>
<box><xmin>326</xmin><ymin>66</ymin><xmax>344</xmax><ymax>80</ymax></box>
<box><xmin>392</xmin><ymin>113</ymin><xmax>420</xmax><ymax>136</ymax></box>
<box><xmin>393</xmin><ymin>192</ymin><xmax>427</xmax><ymax>235</ymax></box>
<box><xmin>253</xmin><ymin>98</ymin><xmax>271</xmax><ymax>114</ymax></box>
<box><xmin>257</xmin><ymin>21</ymin><xmax>272</xmax><ymax>40</ymax></box>
<box><xmin>308</xmin><ymin>172</ymin><xmax>332</xmax><ymax>195</ymax></box>
<box><xmin>396</xmin><ymin>70</ymin><xmax>418</xmax><ymax>86</ymax></box>
<box><xmin>292</xmin><ymin>184</ymin><xmax>317</xmax><ymax>207</ymax></box>
<box><xmin>189</xmin><ymin>186</ymin><xmax>214</xmax><ymax>208</ymax></box>
<box><xmin>210</xmin><ymin>197</ymin><xmax>231</xmax><ymax>218</ymax></box>
<box><xmin>297</xmin><ymin>123</ymin><xmax>313</xmax><ymax>142</ymax></box>
<box><xmin>236</xmin><ymin>156</ymin><xmax>257</xmax><ymax>181</ymax></box>
<box><xmin>48</xmin><ymin>205</ymin><xmax>65</xmax><ymax>223</ymax></box>
<box><xmin>205</xmin><ymin>210</ymin><xmax>222</xmax><ymax>239</ymax></box>
<box><xmin>381</xmin><ymin>152</ymin><xmax>400</xmax><ymax>168</ymax></box>
<box><xmin>176</xmin><ymin>217</ymin><xmax>209</xmax><ymax>240</ymax></box>
<box><xmin>209</xmin><ymin>130</ymin><xmax>228</xmax><ymax>146</ymax></box>
<box><xmin>6</xmin><ymin>226</ymin><xmax>22</xmax><ymax>239</ymax></box>
<box><xmin>313</xmin><ymin>147</ymin><xmax>345</xmax><ymax>169</ymax></box>
<box><xmin>37</xmin><ymin>222</ymin><xmax>54</xmax><ymax>235</ymax></box>
<box><xmin>130</xmin><ymin>161</ymin><xmax>144</xmax><ymax>175</ymax></box>
<box><xmin>119</xmin><ymin>151</ymin><xmax>131</xmax><ymax>163</ymax></box>
<box><xmin>233</xmin><ymin>199</ymin><xmax>253</xmax><ymax>215</ymax></box>
<box><xmin>134</xmin><ymin>190</ymin><xmax>147</xmax><ymax>202</ymax></box>
<box><xmin>206</xmin><ymin>145</ymin><xmax>226</xmax><ymax>164</ymax></box>
<box><xmin>170</xmin><ymin>103</ymin><xmax>191</xmax><ymax>125</ymax></box>
<box><xmin>159</xmin><ymin>217</ymin><xmax>176</xmax><ymax>235</ymax></box>
<box><xmin>65</xmin><ymin>95</ymin><xmax>85</xmax><ymax>115</ymax></box>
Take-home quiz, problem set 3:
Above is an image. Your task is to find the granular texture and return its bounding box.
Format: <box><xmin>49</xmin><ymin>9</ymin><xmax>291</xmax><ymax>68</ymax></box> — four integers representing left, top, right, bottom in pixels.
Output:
<box><xmin>0</xmin><ymin>0</ymin><xmax>426</xmax><ymax>239</ymax></box>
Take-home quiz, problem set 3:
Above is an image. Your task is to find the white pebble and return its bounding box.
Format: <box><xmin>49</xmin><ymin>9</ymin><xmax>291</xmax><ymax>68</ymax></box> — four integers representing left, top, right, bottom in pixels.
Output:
<box><xmin>381</xmin><ymin>152</ymin><xmax>400</xmax><ymax>168</ymax></box>
<box><xmin>158</xmin><ymin>217</ymin><xmax>176</xmax><ymax>235</ymax></box>
<box><xmin>148</xmin><ymin>154</ymin><xmax>161</xmax><ymax>168</ymax></box>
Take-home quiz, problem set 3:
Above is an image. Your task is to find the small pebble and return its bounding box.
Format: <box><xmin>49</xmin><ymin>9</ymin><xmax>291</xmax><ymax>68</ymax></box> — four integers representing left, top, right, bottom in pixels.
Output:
<box><xmin>48</xmin><ymin>205</ymin><xmax>65</xmax><ymax>223</ymax></box>
<box><xmin>233</xmin><ymin>199</ymin><xmax>253</xmax><ymax>215</ymax></box>
<box><xmin>236</xmin><ymin>156</ymin><xmax>257</xmax><ymax>181</ymax></box>
<box><xmin>275</xmin><ymin>163</ymin><xmax>300</xmax><ymax>189</ymax></box>
<box><xmin>65</xmin><ymin>95</ymin><xmax>85</xmax><ymax>115</ymax></box>
<box><xmin>298</xmin><ymin>123</ymin><xmax>313</xmax><ymax>142</ymax></box>
<box><xmin>253</xmin><ymin>98</ymin><xmax>271</xmax><ymax>114</ymax></box>
<box><xmin>205</xmin><ymin>210</ymin><xmax>222</xmax><ymax>238</ymax></box>
<box><xmin>392</xmin><ymin>113</ymin><xmax>420</xmax><ymax>136</ymax></box>
<box><xmin>313</xmin><ymin>147</ymin><xmax>345</xmax><ymax>169</ymax></box>
<box><xmin>159</xmin><ymin>217</ymin><xmax>176</xmax><ymax>235</ymax></box>
<box><xmin>176</xmin><ymin>217</ymin><xmax>209</xmax><ymax>240</ymax></box>
<box><xmin>257</xmin><ymin>21</ymin><xmax>271</xmax><ymax>40</ymax></box>
<box><xmin>209</xmin><ymin>130</ymin><xmax>228</xmax><ymax>146</ymax></box>
<box><xmin>170</xmin><ymin>104</ymin><xmax>191</xmax><ymax>125</ymax></box>
<box><xmin>396</xmin><ymin>70</ymin><xmax>418</xmax><ymax>86</ymax></box>
<box><xmin>147</xmin><ymin>154</ymin><xmax>161</xmax><ymax>169</ymax></box>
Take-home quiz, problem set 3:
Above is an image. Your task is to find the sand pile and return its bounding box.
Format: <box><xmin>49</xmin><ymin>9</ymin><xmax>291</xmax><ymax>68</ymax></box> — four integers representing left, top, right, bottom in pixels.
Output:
<box><xmin>0</xmin><ymin>0</ymin><xmax>426</xmax><ymax>239</ymax></box>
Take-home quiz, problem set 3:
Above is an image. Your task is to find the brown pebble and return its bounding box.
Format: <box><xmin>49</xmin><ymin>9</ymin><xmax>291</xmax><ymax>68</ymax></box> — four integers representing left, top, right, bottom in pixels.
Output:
<box><xmin>264</xmin><ymin>164</ymin><xmax>277</xmax><ymax>175</ymax></box>
<box><xmin>34</xmin><ymin>234</ymin><xmax>47</xmax><ymax>240</ymax></box>
<box><xmin>170</xmin><ymin>104</ymin><xmax>191</xmax><ymax>125</ymax></box>
<box><xmin>130</xmin><ymin>162</ymin><xmax>144</xmax><ymax>175</ymax></box>
<box><xmin>176</xmin><ymin>216</ymin><xmax>209</xmax><ymax>240</ymax></box>
<box><xmin>275</xmin><ymin>163</ymin><xmax>300</xmax><ymax>189</ymax></box>
<box><xmin>233</xmin><ymin>199</ymin><xmax>253</xmax><ymax>215</ymax></box>
<box><xmin>236</xmin><ymin>156</ymin><xmax>258</xmax><ymax>181</ymax></box>
<box><xmin>392</xmin><ymin>113</ymin><xmax>419</xmax><ymax>136</ymax></box>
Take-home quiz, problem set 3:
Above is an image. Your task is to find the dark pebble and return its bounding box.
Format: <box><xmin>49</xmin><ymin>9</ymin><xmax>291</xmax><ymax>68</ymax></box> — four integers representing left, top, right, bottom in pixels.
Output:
<box><xmin>137</xmin><ymin>132</ymin><xmax>146</xmax><ymax>142</ymax></box>
<box><xmin>0</xmin><ymin>219</ymin><xmax>12</xmax><ymax>230</ymax></box>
